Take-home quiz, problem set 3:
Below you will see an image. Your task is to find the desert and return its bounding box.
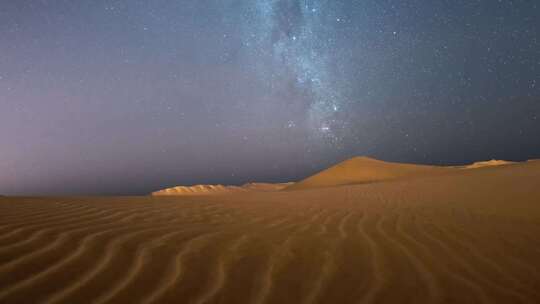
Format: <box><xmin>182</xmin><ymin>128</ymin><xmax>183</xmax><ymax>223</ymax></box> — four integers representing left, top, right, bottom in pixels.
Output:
<box><xmin>1</xmin><ymin>157</ymin><xmax>539</xmax><ymax>303</ymax></box>
<box><xmin>3</xmin><ymin>1</ymin><xmax>539</xmax><ymax>303</ymax></box>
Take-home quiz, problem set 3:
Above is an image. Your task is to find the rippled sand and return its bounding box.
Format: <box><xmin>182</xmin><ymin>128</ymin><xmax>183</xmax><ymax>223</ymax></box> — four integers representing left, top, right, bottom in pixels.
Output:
<box><xmin>1</xmin><ymin>160</ymin><xmax>539</xmax><ymax>303</ymax></box>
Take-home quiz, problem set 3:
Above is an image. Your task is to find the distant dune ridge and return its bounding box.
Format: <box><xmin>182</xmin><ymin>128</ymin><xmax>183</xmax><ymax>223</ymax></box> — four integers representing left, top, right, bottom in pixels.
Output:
<box><xmin>285</xmin><ymin>156</ymin><xmax>453</xmax><ymax>190</ymax></box>
<box><xmin>152</xmin><ymin>184</ymin><xmax>246</xmax><ymax>196</ymax></box>
<box><xmin>462</xmin><ymin>159</ymin><xmax>516</xmax><ymax>169</ymax></box>
<box><xmin>153</xmin><ymin>156</ymin><xmax>520</xmax><ymax>194</ymax></box>
<box><xmin>1</xmin><ymin>157</ymin><xmax>540</xmax><ymax>303</ymax></box>
<box><xmin>152</xmin><ymin>182</ymin><xmax>293</xmax><ymax>196</ymax></box>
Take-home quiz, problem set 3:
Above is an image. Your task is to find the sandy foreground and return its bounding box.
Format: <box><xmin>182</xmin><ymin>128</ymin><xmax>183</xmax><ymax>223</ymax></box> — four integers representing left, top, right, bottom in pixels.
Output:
<box><xmin>1</xmin><ymin>159</ymin><xmax>540</xmax><ymax>303</ymax></box>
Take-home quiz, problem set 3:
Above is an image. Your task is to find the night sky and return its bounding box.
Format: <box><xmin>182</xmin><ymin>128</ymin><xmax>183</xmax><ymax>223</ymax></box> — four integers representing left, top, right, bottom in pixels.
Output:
<box><xmin>1</xmin><ymin>1</ymin><xmax>539</xmax><ymax>195</ymax></box>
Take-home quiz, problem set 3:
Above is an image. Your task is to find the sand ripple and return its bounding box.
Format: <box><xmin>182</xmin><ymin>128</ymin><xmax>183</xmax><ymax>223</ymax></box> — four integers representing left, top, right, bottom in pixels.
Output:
<box><xmin>1</xmin><ymin>161</ymin><xmax>540</xmax><ymax>304</ymax></box>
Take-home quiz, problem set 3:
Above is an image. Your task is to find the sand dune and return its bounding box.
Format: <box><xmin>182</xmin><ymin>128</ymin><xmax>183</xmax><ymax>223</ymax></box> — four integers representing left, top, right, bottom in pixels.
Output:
<box><xmin>153</xmin><ymin>157</ymin><xmax>522</xmax><ymax>194</ymax></box>
<box><xmin>152</xmin><ymin>182</ymin><xmax>293</xmax><ymax>196</ymax></box>
<box><xmin>1</xmin><ymin>159</ymin><xmax>540</xmax><ymax>303</ymax></box>
<box><xmin>286</xmin><ymin>156</ymin><xmax>454</xmax><ymax>190</ymax></box>
<box><xmin>462</xmin><ymin>159</ymin><xmax>516</xmax><ymax>169</ymax></box>
<box><xmin>152</xmin><ymin>184</ymin><xmax>247</xmax><ymax>196</ymax></box>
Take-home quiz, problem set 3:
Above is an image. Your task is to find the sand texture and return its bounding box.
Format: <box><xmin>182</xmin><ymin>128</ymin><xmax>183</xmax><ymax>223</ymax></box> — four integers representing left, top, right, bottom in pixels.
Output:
<box><xmin>1</xmin><ymin>159</ymin><xmax>540</xmax><ymax>303</ymax></box>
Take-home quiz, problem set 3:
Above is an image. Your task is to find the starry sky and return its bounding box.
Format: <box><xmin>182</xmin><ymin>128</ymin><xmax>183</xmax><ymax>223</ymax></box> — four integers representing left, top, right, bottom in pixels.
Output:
<box><xmin>1</xmin><ymin>0</ymin><xmax>539</xmax><ymax>195</ymax></box>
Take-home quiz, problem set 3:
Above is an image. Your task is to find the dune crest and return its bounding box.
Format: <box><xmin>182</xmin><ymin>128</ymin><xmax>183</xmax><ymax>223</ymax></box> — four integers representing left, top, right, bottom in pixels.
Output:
<box><xmin>152</xmin><ymin>182</ymin><xmax>293</xmax><ymax>196</ymax></box>
<box><xmin>463</xmin><ymin>159</ymin><xmax>516</xmax><ymax>169</ymax></box>
<box><xmin>152</xmin><ymin>184</ymin><xmax>246</xmax><ymax>196</ymax></box>
<box><xmin>286</xmin><ymin>156</ymin><xmax>453</xmax><ymax>190</ymax></box>
<box><xmin>154</xmin><ymin>157</ymin><xmax>524</xmax><ymax>194</ymax></box>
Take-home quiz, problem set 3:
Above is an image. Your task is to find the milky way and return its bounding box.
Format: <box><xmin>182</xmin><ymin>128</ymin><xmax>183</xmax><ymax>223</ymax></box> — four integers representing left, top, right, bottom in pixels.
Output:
<box><xmin>240</xmin><ymin>0</ymin><xmax>350</xmax><ymax>142</ymax></box>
